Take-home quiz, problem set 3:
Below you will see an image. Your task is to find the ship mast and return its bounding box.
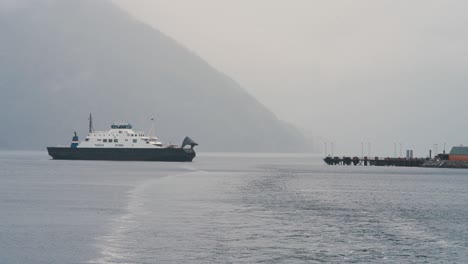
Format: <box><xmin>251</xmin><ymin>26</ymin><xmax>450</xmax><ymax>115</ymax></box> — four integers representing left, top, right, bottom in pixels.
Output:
<box><xmin>89</xmin><ymin>113</ymin><xmax>94</xmax><ymax>133</ymax></box>
<box><xmin>150</xmin><ymin>117</ymin><xmax>156</xmax><ymax>138</ymax></box>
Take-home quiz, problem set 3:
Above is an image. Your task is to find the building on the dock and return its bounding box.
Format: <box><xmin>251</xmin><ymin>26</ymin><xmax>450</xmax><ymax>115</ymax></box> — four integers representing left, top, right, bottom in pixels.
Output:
<box><xmin>449</xmin><ymin>146</ymin><xmax>468</xmax><ymax>161</ymax></box>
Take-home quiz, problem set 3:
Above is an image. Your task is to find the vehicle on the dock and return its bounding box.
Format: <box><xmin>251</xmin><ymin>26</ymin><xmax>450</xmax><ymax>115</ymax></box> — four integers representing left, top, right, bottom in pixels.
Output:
<box><xmin>47</xmin><ymin>114</ymin><xmax>198</xmax><ymax>162</ymax></box>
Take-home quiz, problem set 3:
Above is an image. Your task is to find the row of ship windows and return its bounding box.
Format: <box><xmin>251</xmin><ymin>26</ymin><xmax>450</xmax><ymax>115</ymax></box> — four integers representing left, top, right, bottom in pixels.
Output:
<box><xmin>125</xmin><ymin>132</ymin><xmax>144</xmax><ymax>137</ymax></box>
<box><xmin>118</xmin><ymin>132</ymin><xmax>145</xmax><ymax>137</ymax></box>
<box><xmin>86</xmin><ymin>138</ymin><xmax>138</xmax><ymax>143</ymax></box>
<box><xmin>92</xmin><ymin>134</ymin><xmax>144</xmax><ymax>137</ymax></box>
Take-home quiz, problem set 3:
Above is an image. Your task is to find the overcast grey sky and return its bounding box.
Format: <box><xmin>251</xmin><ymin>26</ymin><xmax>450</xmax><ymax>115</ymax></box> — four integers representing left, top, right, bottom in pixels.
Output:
<box><xmin>115</xmin><ymin>0</ymin><xmax>468</xmax><ymax>156</ymax></box>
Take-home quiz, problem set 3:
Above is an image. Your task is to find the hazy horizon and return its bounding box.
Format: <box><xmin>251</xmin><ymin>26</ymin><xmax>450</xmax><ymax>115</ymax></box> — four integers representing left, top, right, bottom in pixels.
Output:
<box><xmin>115</xmin><ymin>0</ymin><xmax>468</xmax><ymax>157</ymax></box>
<box><xmin>2</xmin><ymin>3</ymin><xmax>468</xmax><ymax>262</ymax></box>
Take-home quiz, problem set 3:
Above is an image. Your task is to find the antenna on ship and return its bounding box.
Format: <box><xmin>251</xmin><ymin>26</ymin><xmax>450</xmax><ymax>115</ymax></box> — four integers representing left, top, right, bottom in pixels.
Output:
<box><xmin>149</xmin><ymin>116</ymin><xmax>156</xmax><ymax>138</ymax></box>
<box><xmin>89</xmin><ymin>113</ymin><xmax>94</xmax><ymax>133</ymax></box>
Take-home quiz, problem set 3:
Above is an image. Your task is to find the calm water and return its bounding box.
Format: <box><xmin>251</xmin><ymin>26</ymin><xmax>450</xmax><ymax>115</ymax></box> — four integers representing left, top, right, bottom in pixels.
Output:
<box><xmin>0</xmin><ymin>151</ymin><xmax>467</xmax><ymax>263</ymax></box>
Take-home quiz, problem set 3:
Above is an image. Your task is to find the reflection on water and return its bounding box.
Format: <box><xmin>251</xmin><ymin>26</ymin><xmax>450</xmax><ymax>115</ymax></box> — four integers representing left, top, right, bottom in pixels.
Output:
<box><xmin>1</xmin><ymin>152</ymin><xmax>467</xmax><ymax>263</ymax></box>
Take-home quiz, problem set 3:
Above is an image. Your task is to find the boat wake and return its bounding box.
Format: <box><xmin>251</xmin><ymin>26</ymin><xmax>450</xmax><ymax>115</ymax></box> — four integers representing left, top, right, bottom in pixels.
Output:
<box><xmin>87</xmin><ymin>169</ymin><xmax>202</xmax><ymax>264</ymax></box>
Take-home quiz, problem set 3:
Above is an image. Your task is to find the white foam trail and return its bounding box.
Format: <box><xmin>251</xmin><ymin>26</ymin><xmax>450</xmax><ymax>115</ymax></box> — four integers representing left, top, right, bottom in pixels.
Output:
<box><xmin>87</xmin><ymin>171</ymin><xmax>198</xmax><ymax>264</ymax></box>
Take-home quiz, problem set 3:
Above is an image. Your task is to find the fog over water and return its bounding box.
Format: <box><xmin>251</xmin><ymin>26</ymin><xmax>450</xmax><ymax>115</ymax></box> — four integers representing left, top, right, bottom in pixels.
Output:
<box><xmin>0</xmin><ymin>0</ymin><xmax>308</xmax><ymax>152</ymax></box>
<box><xmin>2</xmin><ymin>3</ymin><xmax>468</xmax><ymax>263</ymax></box>
<box><xmin>116</xmin><ymin>0</ymin><xmax>468</xmax><ymax>157</ymax></box>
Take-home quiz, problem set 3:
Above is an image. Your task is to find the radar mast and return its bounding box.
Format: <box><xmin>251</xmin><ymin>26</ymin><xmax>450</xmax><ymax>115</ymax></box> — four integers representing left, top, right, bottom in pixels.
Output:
<box><xmin>89</xmin><ymin>113</ymin><xmax>94</xmax><ymax>133</ymax></box>
<box><xmin>148</xmin><ymin>116</ymin><xmax>156</xmax><ymax>138</ymax></box>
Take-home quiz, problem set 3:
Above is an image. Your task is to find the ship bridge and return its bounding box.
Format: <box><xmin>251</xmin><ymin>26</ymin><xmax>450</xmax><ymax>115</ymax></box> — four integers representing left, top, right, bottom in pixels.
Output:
<box><xmin>111</xmin><ymin>123</ymin><xmax>133</xmax><ymax>129</ymax></box>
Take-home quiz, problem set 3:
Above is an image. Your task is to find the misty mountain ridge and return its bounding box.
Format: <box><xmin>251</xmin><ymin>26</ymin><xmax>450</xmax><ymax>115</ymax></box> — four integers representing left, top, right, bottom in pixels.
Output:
<box><xmin>0</xmin><ymin>0</ymin><xmax>309</xmax><ymax>152</ymax></box>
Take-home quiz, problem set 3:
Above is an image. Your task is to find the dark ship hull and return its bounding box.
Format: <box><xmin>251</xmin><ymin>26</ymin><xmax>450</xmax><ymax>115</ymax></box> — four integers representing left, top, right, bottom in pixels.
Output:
<box><xmin>47</xmin><ymin>147</ymin><xmax>196</xmax><ymax>162</ymax></box>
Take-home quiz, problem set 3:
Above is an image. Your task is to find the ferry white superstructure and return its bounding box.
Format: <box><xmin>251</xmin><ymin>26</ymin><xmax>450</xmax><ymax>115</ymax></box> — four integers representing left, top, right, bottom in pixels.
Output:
<box><xmin>78</xmin><ymin>123</ymin><xmax>166</xmax><ymax>149</ymax></box>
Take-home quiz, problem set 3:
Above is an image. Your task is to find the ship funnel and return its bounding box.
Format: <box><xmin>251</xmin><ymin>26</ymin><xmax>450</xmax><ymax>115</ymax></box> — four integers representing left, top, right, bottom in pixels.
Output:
<box><xmin>70</xmin><ymin>132</ymin><xmax>79</xmax><ymax>148</ymax></box>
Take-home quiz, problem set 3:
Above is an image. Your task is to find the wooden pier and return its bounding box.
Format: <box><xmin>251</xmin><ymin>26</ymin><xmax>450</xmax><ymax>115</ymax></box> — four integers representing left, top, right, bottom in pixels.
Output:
<box><xmin>324</xmin><ymin>156</ymin><xmax>427</xmax><ymax>167</ymax></box>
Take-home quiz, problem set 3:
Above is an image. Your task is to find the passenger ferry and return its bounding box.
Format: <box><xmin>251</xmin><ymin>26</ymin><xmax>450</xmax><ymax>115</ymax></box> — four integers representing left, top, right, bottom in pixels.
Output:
<box><xmin>47</xmin><ymin>114</ymin><xmax>197</xmax><ymax>161</ymax></box>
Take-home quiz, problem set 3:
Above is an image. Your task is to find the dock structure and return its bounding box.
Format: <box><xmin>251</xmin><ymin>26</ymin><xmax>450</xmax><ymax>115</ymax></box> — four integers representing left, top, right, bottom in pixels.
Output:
<box><xmin>324</xmin><ymin>156</ymin><xmax>427</xmax><ymax>167</ymax></box>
